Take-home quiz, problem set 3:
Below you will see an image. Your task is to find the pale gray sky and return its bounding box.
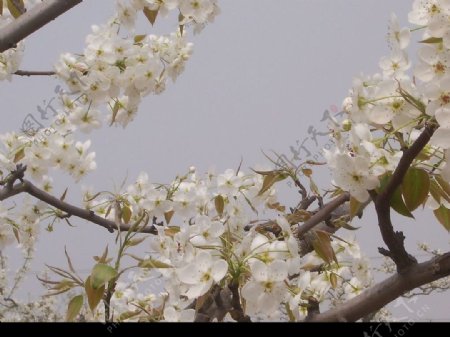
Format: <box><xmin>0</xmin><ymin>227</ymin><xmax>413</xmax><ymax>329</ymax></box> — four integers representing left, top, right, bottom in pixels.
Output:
<box><xmin>0</xmin><ymin>0</ymin><xmax>448</xmax><ymax>321</ymax></box>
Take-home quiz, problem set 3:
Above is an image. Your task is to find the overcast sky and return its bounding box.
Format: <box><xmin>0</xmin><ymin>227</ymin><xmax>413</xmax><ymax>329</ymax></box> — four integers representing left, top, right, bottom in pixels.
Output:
<box><xmin>0</xmin><ymin>0</ymin><xmax>448</xmax><ymax>321</ymax></box>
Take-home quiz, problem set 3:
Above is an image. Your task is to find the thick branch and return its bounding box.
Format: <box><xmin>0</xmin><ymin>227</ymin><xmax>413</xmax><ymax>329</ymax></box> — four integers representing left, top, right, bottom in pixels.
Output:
<box><xmin>0</xmin><ymin>0</ymin><xmax>83</xmax><ymax>53</ymax></box>
<box><xmin>374</xmin><ymin>123</ymin><xmax>437</xmax><ymax>272</ymax></box>
<box><xmin>310</xmin><ymin>252</ymin><xmax>450</xmax><ymax>322</ymax></box>
<box><xmin>0</xmin><ymin>180</ymin><xmax>157</xmax><ymax>234</ymax></box>
<box><xmin>14</xmin><ymin>70</ymin><xmax>56</xmax><ymax>76</ymax></box>
<box><xmin>296</xmin><ymin>192</ymin><xmax>349</xmax><ymax>239</ymax></box>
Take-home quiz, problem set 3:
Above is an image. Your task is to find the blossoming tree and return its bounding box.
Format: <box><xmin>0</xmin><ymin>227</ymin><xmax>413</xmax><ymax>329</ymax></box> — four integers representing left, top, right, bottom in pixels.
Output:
<box><xmin>0</xmin><ymin>0</ymin><xmax>450</xmax><ymax>322</ymax></box>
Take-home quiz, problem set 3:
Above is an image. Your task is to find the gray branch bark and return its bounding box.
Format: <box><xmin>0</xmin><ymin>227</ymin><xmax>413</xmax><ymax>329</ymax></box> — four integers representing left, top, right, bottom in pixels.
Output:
<box><xmin>0</xmin><ymin>0</ymin><xmax>83</xmax><ymax>53</ymax></box>
<box><xmin>310</xmin><ymin>252</ymin><xmax>450</xmax><ymax>322</ymax></box>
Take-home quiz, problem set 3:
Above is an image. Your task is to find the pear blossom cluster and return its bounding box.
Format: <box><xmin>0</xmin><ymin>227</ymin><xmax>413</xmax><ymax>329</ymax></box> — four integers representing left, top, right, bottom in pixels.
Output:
<box><xmin>80</xmin><ymin>168</ymin><xmax>372</xmax><ymax>321</ymax></box>
<box><xmin>54</xmin><ymin>0</ymin><xmax>219</xmax><ymax>128</ymax></box>
<box><xmin>325</xmin><ymin>0</ymin><xmax>450</xmax><ymax>203</ymax></box>
<box><xmin>0</xmin><ymin>123</ymin><xmax>97</xmax><ymax>183</ymax></box>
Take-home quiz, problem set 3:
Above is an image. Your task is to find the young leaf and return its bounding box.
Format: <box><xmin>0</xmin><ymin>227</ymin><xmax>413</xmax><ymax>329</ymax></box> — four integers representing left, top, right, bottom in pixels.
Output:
<box><xmin>93</xmin><ymin>245</ymin><xmax>109</xmax><ymax>264</ymax></box>
<box><xmin>143</xmin><ymin>7</ymin><xmax>158</xmax><ymax>25</ymax></box>
<box><xmin>286</xmin><ymin>209</ymin><xmax>311</xmax><ymax>223</ymax></box>
<box><xmin>119</xmin><ymin>310</ymin><xmax>141</xmax><ymax>321</ymax></box>
<box><xmin>267</xmin><ymin>202</ymin><xmax>286</xmax><ymax>212</ymax></box>
<box><xmin>6</xmin><ymin>0</ymin><xmax>26</xmax><ymax>18</ymax></box>
<box><xmin>60</xmin><ymin>187</ymin><xmax>68</xmax><ymax>202</ymax></box>
<box><xmin>122</xmin><ymin>203</ymin><xmax>132</xmax><ymax>224</ymax></box>
<box><xmin>90</xmin><ymin>263</ymin><xmax>117</xmax><ymax>289</ymax></box>
<box><xmin>126</xmin><ymin>236</ymin><xmax>146</xmax><ymax>247</ymax></box>
<box><xmin>302</xmin><ymin>168</ymin><xmax>312</xmax><ymax>177</ymax></box>
<box><xmin>66</xmin><ymin>295</ymin><xmax>83</xmax><ymax>322</ymax></box>
<box><xmin>134</xmin><ymin>34</ymin><xmax>146</xmax><ymax>43</ymax></box>
<box><xmin>330</xmin><ymin>273</ymin><xmax>338</xmax><ymax>289</ymax></box>
<box><xmin>138</xmin><ymin>258</ymin><xmax>172</xmax><ymax>269</ymax></box>
<box><xmin>309</xmin><ymin>177</ymin><xmax>320</xmax><ymax>196</ymax></box>
<box><xmin>109</xmin><ymin>101</ymin><xmax>120</xmax><ymax>126</ymax></box>
<box><xmin>214</xmin><ymin>195</ymin><xmax>224</xmax><ymax>217</ymax></box>
<box><xmin>164</xmin><ymin>210</ymin><xmax>175</xmax><ymax>224</ymax></box>
<box><xmin>13</xmin><ymin>148</ymin><xmax>24</xmax><ymax>163</ymax></box>
<box><xmin>84</xmin><ymin>276</ymin><xmax>104</xmax><ymax>312</ymax></box>
<box><xmin>178</xmin><ymin>12</ymin><xmax>185</xmax><ymax>35</ymax></box>
<box><xmin>434</xmin><ymin>205</ymin><xmax>450</xmax><ymax>232</ymax></box>
<box><xmin>0</xmin><ymin>0</ymin><xmax>3</xmax><ymax>15</ymax></box>
<box><xmin>419</xmin><ymin>37</ymin><xmax>443</xmax><ymax>44</ymax></box>
<box><xmin>349</xmin><ymin>197</ymin><xmax>361</xmax><ymax>220</ymax></box>
<box><xmin>258</xmin><ymin>172</ymin><xmax>287</xmax><ymax>196</ymax></box>
<box><xmin>435</xmin><ymin>175</ymin><xmax>450</xmax><ymax>199</ymax></box>
<box><xmin>311</xmin><ymin>231</ymin><xmax>337</xmax><ymax>265</ymax></box>
<box><xmin>64</xmin><ymin>247</ymin><xmax>76</xmax><ymax>274</ymax></box>
<box><xmin>12</xmin><ymin>227</ymin><xmax>20</xmax><ymax>243</ymax></box>
<box><xmin>402</xmin><ymin>168</ymin><xmax>430</xmax><ymax>212</ymax></box>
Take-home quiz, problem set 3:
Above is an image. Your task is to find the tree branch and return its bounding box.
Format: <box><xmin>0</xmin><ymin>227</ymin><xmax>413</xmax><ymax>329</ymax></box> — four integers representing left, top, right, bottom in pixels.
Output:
<box><xmin>14</xmin><ymin>70</ymin><xmax>56</xmax><ymax>76</ymax></box>
<box><xmin>0</xmin><ymin>0</ymin><xmax>83</xmax><ymax>53</ymax></box>
<box><xmin>309</xmin><ymin>252</ymin><xmax>450</xmax><ymax>322</ymax></box>
<box><xmin>0</xmin><ymin>179</ymin><xmax>157</xmax><ymax>234</ymax></box>
<box><xmin>374</xmin><ymin>123</ymin><xmax>437</xmax><ymax>272</ymax></box>
<box><xmin>296</xmin><ymin>192</ymin><xmax>350</xmax><ymax>239</ymax></box>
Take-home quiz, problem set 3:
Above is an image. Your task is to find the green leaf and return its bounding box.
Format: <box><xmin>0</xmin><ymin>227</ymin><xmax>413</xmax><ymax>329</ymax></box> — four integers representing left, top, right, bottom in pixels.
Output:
<box><xmin>391</xmin><ymin>182</ymin><xmax>414</xmax><ymax>218</ymax></box>
<box><xmin>143</xmin><ymin>7</ymin><xmax>158</xmax><ymax>25</ymax></box>
<box><xmin>138</xmin><ymin>258</ymin><xmax>172</xmax><ymax>269</ymax></box>
<box><xmin>434</xmin><ymin>205</ymin><xmax>450</xmax><ymax>231</ymax></box>
<box><xmin>402</xmin><ymin>168</ymin><xmax>430</xmax><ymax>212</ymax></box>
<box><xmin>419</xmin><ymin>37</ymin><xmax>443</xmax><ymax>44</ymax></box>
<box><xmin>90</xmin><ymin>263</ymin><xmax>117</xmax><ymax>289</ymax></box>
<box><xmin>377</xmin><ymin>173</ymin><xmax>414</xmax><ymax>218</ymax></box>
<box><xmin>6</xmin><ymin>0</ymin><xmax>25</xmax><ymax>18</ymax></box>
<box><xmin>66</xmin><ymin>295</ymin><xmax>83</xmax><ymax>322</ymax></box>
<box><xmin>214</xmin><ymin>195</ymin><xmax>224</xmax><ymax>217</ymax></box>
<box><xmin>430</xmin><ymin>179</ymin><xmax>442</xmax><ymax>203</ymax></box>
<box><xmin>84</xmin><ymin>276</ymin><xmax>104</xmax><ymax>312</ymax></box>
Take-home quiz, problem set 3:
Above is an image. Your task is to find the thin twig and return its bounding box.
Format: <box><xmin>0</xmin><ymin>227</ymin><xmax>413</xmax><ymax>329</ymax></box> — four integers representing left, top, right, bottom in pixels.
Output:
<box><xmin>0</xmin><ymin>179</ymin><xmax>157</xmax><ymax>235</ymax></box>
<box><xmin>297</xmin><ymin>192</ymin><xmax>350</xmax><ymax>239</ymax></box>
<box><xmin>14</xmin><ymin>70</ymin><xmax>56</xmax><ymax>76</ymax></box>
